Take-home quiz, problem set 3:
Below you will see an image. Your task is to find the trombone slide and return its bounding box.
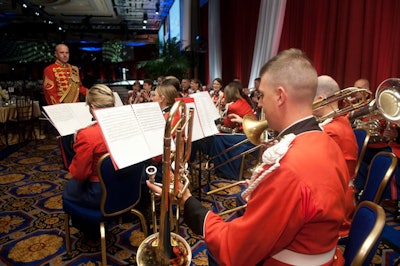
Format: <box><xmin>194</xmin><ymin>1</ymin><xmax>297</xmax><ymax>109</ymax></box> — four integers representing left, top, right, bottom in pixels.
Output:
<box><xmin>219</xmin><ymin>204</ymin><xmax>247</xmax><ymax>216</ymax></box>
<box><xmin>207</xmin><ymin>180</ymin><xmax>247</xmax><ymax>195</ymax></box>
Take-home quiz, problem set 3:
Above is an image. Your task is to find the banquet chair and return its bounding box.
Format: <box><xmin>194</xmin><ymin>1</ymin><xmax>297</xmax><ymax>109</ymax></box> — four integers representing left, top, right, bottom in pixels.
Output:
<box><xmin>358</xmin><ymin>151</ymin><xmax>397</xmax><ymax>204</ymax></box>
<box><xmin>62</xmin><ymin>153</ymin><xmax>148</xmax><ymax>265</ymax></box>
<box><xmin>353</xmin><ymin>128</ymin><xmax>370</xmax><ymax>176</ymax></box>
<box><xmin>343</xmin><ymin>201</ymin><xmax>386</xmax><ymax>266</ymax></box>
<box><xmin>6</xmin><ymin>96</ymin><xmax>35</xmax><ymax>145</ymax></box>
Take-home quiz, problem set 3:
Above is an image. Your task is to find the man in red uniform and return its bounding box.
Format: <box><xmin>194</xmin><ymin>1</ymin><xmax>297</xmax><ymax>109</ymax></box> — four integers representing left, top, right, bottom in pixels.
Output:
<box><xmin>148</xmin><ymin>49</ymin><xmax>348</xmax><ymax>265</ymax></box>
<box><xmin>313</xmin><ymin>75</ymin><xmax>358</xmax><ymax>238</ymax></box>
<box><xmin>43</xmin><ymin>44</ymin><xmax>88</xmax><ymax>168</ymax></box>
<box><xmin>43</xmin><ymin>43</ymin><xmax>88</xmax><ymax>105</ymax></box>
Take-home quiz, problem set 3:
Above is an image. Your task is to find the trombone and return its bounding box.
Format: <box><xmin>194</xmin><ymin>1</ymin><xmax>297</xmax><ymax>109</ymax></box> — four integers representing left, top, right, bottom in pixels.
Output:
<box><xmin>136</xmin><ymin>100</ymin><xmax>194</xmax><ymax>266</ymax></box>
<box><xmin>207</xmin><ymin>86</ymin><xmax>374</xmax><ymax>216</ymax></box>
<box><xmin>313</xmin><ymin>86</ymin><xmax>373</xmax><ymax>122</ymax></box>
<box><xmin>205</xmin><ymin>113</ymin><xmax>270</xmax><ymax>180</ymax></box>
<box><xmin>206</xmin><ymin>115</ymin><xmax>269</xmax><ymax>216</ymax></box>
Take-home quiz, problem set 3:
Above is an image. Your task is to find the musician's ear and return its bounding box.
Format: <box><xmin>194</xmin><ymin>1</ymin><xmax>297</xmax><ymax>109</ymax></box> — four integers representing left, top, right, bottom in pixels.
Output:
<box><xmin>276</xmin><ymin>87</ymin><xmax>286</xmax><ymax>106</ymax></box>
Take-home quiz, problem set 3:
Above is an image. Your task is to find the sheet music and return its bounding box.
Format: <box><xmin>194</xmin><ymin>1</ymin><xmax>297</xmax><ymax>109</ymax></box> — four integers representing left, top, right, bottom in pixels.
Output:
<box><xmin>189</xmin><ymin>92</ymin><xmax>219</xmax><ymax>137</ymax></box>
<box><xmin>113</xmin><ymin>92</ymin><xmax>124</xmax><ymax>107</ymax></box>
<box><xmin>176</xmin><ymin>98</ymin><xmax>206</xmax><ymax>142</ymax></box>
<box><xmin>42</xmin><ymin>102</ymin><xmax>93</xmax><ymax>136</ymax></box>
<box><xmin>94</xmin><ymin>102</ymin><xmax>165</xmax><ymax>169</ymax></box>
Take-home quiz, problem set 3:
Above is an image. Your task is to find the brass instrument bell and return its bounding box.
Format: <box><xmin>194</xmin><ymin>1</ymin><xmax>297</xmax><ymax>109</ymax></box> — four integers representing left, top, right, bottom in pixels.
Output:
<box><xmin>242</xmin><ymin>115</ymin><xmax>269</xmax><ymax>145</ymax></box>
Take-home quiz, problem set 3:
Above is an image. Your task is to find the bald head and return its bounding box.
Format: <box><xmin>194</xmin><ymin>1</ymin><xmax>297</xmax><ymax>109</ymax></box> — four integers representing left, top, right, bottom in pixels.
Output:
<box><xmin>354</xmin><ymin>78</ymin><xmax>370</xmax><ymax>90</ymax></box>
<box><xmin>313</xmin><ymin>75</ymin><xmax>340</xmax><ymax>118</ymax></box>
<box><xmin>54</xmin><ymin>44</ymin><xmax>69</xmax><ymax>64</ymax></box>
<box><xmin>316</xmin><ymin>75</ymin><xmax>340</xmax><ymax>99</ymax></box>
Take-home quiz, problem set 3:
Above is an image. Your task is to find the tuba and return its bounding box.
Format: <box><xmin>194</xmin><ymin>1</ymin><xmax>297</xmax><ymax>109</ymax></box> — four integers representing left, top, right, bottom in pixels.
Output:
<box><xmin>136</xmin><ymin>100</ymin><xmax>194</xmax><ymax>266</ymax></box>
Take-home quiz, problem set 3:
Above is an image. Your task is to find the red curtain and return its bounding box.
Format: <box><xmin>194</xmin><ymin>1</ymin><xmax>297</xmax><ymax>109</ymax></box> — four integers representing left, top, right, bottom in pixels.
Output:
<box><xmin>279</xmin><ymin>0</ymin><xmax>400</xmax><ymax>93</ymax></box>
<box><xmin>204</xmin><ymin>0</ymin><xmax>260</xmax><ymax>87</ymax></box>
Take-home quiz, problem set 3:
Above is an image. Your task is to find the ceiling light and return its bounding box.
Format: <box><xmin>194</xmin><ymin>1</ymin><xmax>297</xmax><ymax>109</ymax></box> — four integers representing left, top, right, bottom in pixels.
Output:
<box><xmin>155</xmin><ymin>2</ymin><xmax>160</xmax><ymax>14</ymax></box>
<box><xmin>143</xmin><ymin>12</ymin><xmax>148</xmax><ymax>24</ymax></box>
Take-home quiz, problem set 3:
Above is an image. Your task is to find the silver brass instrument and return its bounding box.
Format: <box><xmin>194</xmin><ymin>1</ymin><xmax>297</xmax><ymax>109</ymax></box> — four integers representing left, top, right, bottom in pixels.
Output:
<box><xmin>375</xmin><ymin>78</ymin><xmax>400</xmax><ymax>125</ymax></box>
<box><xmin>313</xmin><ymin>86</ymin><xmax>373</xmax><ymax>122</ymax></box>
<box><xmin>137</xmin><ymin>100</ymin><xmax>194</xmax><ymax>266</ymax></box>
<box><xmin>350</xmin><ymin>78</ymin><xmax>400</xmax><ymax>142</ymax></box>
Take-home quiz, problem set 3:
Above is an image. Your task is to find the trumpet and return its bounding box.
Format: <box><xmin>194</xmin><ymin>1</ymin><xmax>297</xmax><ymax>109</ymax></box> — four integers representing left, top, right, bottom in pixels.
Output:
<box><xmin>136</xmin><ymin>100</ymin><xmax>194</xmax><ymax>266</ymax></box>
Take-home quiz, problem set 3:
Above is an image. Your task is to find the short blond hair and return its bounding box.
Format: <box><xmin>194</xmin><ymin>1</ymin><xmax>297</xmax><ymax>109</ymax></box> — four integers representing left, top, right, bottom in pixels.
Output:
<box><xmin>260</xmin><ymin>48</ymin><xmax>317</xmax><ymax>104</ymax></box>
<box><xmin>86</xmin><ymin>84</ymin><xmax>115</xmax><ymax>108</ymax></box>
<box><xmin>156</xmin><ymin>84</ymin><xmax>178</xmax><ymax>107</ymax></box>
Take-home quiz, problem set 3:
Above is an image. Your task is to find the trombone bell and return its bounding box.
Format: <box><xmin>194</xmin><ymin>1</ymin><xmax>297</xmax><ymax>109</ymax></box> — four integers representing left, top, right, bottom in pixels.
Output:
<box><xmin>242</xmin><ymin>115</ymin><xmax>269</xmax><ymax>145</ymax></box>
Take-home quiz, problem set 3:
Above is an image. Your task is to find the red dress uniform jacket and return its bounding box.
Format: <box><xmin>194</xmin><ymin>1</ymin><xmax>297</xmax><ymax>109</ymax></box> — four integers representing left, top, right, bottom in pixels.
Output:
<box><xmin>69</xmin><ymin>123</ymin><xmax>108</xmax><ymax>182</ymax></box>
<box><xmin>223</xmin><ymin>98</ymin><xmax>256</xmax><ymax>129</ymax></box>
<box><xmin>322</xmin><ymin>115</ymin><xmax>358</xmax><ymax>237</ymax></box>
<box><xmin>184</xmin><ymin>118</ymin><xmax>348</xmax><ymax>266</ymax></box>
<box><xmin>43</xmin><ymin>60</ymin><xmax>88</xmax><ymax>105</ymax></box>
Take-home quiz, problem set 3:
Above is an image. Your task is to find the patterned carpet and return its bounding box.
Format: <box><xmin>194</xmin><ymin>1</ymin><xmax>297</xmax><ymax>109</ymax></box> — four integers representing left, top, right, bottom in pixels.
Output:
<box><xmin>0</xmin><ymin>131</ymin><xmax>399</xmax><ymax>265</ymax></box>
<box><xmin>0</xmin><ymin>131</ymin><xmax>238</xmax><ymax>266</ymax></box>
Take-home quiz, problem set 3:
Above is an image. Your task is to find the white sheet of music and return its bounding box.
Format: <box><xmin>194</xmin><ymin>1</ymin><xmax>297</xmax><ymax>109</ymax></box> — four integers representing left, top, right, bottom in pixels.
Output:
<box><xmin>177</xmin><ymin>99</ymin><xmax>203</xmax><ymax>142</ymax></box>
<box><xmin>189</xmin><ymin>92</ymin><xmax>219</xmax><ymax>138</ymax></box>
<box><xmin>42</xmin><ymin>102</ymin><xmax>93</xmax><ymax>136</ymax></box>
<box><xmin>113</xmin><ymin>92</ymin><xmax>124</xmax><ymax>107</ymax></box>
<box><xmin>94</xmin><ymin>102</ymin><xmax>165</xmax><ymax>169</ymax></box>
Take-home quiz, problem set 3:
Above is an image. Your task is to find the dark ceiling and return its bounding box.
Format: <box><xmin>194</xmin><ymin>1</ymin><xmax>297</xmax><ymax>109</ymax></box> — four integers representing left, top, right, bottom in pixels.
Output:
<box><xmin>0</xmin><ymin>0</ymin><xmax>174</xmax><ymax>43</ymax></box>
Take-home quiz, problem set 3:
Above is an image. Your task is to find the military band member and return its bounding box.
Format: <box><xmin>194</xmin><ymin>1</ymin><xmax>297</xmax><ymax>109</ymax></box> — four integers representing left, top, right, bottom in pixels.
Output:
<box><xmin>147</xmin><ymin>49</ymin><xmax>349</xmax><ymax>265</ymax></box>
<box><xmin>43</xmin><ymin>43</ymin><xmax>88</xmax><ymax>105</ymax></box>
<box><xmin>314</xmin><ymin>75</ymin><xmax>358</xmax><ymax>238</ymax></box>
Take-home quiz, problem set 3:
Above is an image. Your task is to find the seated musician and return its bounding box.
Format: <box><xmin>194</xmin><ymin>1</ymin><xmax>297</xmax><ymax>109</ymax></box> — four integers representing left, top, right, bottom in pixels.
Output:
<box><xmin>218</xmin><ymin>81</ymin><xmax>256</xmax><ymax>133</ymax></box>
<box><xmin>209</xmin><ymin>78</ymin><xmax>225</xmax><ymax>115</ymax></box>
<box><xmin>125</xmin><ymin>80</ymin><xmax>143</xmax><ymax>104</ymax></box>
<box><xmin>148</xmin><ymin>49</ymin><xmax>349</xmax><ymax>265</ymax></box>
<box><xmin>313</xmin><ymin>75</ymin><xmax>358</xmax><ymax>238</ymax></box>
<box><xmin>351</xmin><ymin>78</ymin><xmax>400</xmax><ymax>199</ymax></box>
<box><xmin>62</xmin><ymin>84</ymin><xmax>115</xmax><ymax>236</ymax></box>
<box><xmin>148</xmin><ymin>80</ymin><xmax>180</xmax><ymax>182</ymax></box>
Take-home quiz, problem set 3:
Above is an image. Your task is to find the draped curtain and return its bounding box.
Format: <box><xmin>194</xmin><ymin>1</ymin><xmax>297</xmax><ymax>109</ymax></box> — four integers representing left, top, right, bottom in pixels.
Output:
<box><xmin>247</xmin><ymin>0</ymin><xmax>286</xmax><ymax>89</ymax></box>
<box><xmin>279</xmin><ymin>0</ymin><xmax>400</xmax><ymax>92</ymax></box>
<box><xmin>218</xmin><ymin>0</ymin><xmax>261</xmax><ymax>87</ymax></box>
<box><xmin>208</xmin><ymin>0</ymin><xmax>222</xmax><ymax>84</ymax></box>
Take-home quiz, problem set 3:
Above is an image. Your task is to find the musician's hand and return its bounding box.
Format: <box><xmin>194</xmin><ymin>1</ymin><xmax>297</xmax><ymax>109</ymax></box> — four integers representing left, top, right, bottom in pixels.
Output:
<box><xmin>228</xmin><ymin>113</ymin><xmax>243</xmax><ymax>124</ymax></box>
<box><xmin>146</xmin><ymin>179</ymin><xmax>162</xmax><ymax>194</ymax></box>
<box><xmin>383</xmin><ymin>123</ymin><xmax>399</xmax><ymax>141</ymax></box>
<box><xmin>145</xmin><ymin>179</ymin><xmax>192</xmax><ymax>207</ymax></box>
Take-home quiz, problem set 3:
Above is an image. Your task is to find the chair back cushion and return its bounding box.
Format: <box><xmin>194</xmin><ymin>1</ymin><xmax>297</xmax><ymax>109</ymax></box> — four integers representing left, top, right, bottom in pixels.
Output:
<box><xmin>360</xmin><ymin>151</ymin><xmax>397</xmax><ymax>203</ymax></box>
<box><xmin>343</xmin><ymin>201</ymin><xmax>385</xmax><ymax>266</ymax></box>
<box><xmin>98</xmin><ymin>154</ymin><xmax>145</xmax><ymax>217</ymax></box>
<box><xmin>353</xmin><ymin>129</ymin><xmax>369</xmax><ymax>175</ymax></box>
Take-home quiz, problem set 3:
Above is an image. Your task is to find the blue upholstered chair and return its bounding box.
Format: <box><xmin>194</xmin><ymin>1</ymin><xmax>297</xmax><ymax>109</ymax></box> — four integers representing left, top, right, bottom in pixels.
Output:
<box><xmin>358</xmin><ymin>151</ymin><xmax>397</xmax><ymax>203</ymax></box>
<box><xmin>343</xmin><ymin>201</ymin><xmax>386</xmax><ymax>266</ymax></box>
<box><xmin>353</xmin><ymin>128</ymin><xmax>370</xmax><ymax>176</ymax></box>
<box><xmin>62</xmin><ymin>153</ymin><xmax>148</xmax><ymax>265</ymax></box>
